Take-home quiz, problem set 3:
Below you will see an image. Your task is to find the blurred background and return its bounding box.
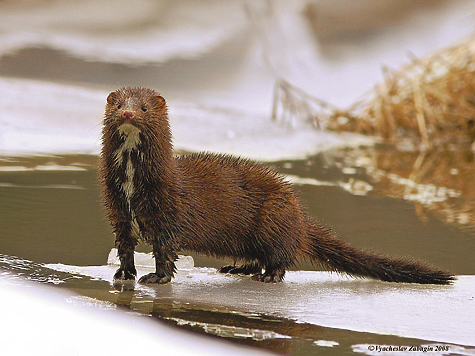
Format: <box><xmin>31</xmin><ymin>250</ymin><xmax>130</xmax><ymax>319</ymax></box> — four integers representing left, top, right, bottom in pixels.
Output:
<box><xmin>0</xmin><ymin>0</ymin><xmax>474</xmax><ymax>158</ymax></box>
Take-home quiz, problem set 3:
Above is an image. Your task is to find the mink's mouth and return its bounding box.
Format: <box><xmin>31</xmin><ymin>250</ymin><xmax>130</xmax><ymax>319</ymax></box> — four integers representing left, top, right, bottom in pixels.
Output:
<box><xmin>118</xmin><ymin>121</ymin><xmax>137</xmax><ymax>130</ymax></box>
<box><xmin>117</xmin><ymin>122</ymin><xmax>141</xmax><ymax>137</ymax></box>
<box><xmin>118</xmin><ymin>116</ymin><xmax>137</xmax><ymax>126</ymax></box>
<box><xmin>115</xmin><ymin>122</ymin><xmax>142</xmax><ymax>153</ymax></box>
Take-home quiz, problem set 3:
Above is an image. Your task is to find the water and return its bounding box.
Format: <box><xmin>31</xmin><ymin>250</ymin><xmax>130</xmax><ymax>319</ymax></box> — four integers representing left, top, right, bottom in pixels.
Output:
<box><xmin>1</xmin><ymin>1</ymin><xmax>475</xmax><ymax>355</ymax></box>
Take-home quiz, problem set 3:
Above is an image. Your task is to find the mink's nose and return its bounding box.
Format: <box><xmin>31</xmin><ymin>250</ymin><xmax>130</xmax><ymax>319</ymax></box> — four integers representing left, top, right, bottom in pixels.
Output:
<box><xmin>123</xmin><ymin>111</ymin><xmax>135</xmax><ymax>121</ymax></box>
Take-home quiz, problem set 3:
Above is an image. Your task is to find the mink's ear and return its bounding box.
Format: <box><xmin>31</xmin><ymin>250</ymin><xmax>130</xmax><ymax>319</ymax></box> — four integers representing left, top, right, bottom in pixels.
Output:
<box><xmin>107</xmin><ymin>91</ymin><xmax>118</xmax><ymax>105</ymax></box>
<box><xmin>153</xmin><ymin>94</ymin><xmax>167</xmax><ymax>115</ymax></box>
<box><xmin>154</xmin><ymin>94</ymin><xmax>166</xmax><ymax>107</ymax></box>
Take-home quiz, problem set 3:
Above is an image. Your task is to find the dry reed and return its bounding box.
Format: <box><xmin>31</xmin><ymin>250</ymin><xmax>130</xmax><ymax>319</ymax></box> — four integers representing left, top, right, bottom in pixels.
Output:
<box><xmin>273</xmin><ymin>36</ymin><xmax>475</xmax><ymax>148</ymax></box>
<box><xmin>327</xmin><ymin>36</ymin><xmax>475</xmax><ymax>147</ymax></box>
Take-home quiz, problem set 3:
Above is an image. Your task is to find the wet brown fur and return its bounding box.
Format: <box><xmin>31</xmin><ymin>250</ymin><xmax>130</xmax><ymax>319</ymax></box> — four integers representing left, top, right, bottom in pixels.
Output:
<box><xmin>100</xmin><ymin>87</ymin><xmax>455</xmax><ymax>285</ymax></box>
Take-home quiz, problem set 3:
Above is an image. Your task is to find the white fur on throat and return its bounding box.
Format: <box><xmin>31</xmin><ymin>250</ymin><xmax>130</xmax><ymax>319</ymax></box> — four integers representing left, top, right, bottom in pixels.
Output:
<box><xmin>114</xmin><ymin>123</ymin><xmax>142</xmax><ymax>166</ymax></box>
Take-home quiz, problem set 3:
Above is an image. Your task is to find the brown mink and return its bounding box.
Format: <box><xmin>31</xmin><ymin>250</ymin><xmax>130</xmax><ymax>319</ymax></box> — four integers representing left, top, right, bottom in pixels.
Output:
<box><xmin>99</xmin><ymin>87</ymin><xmax>455</xmax><ymax>285</ymax></box>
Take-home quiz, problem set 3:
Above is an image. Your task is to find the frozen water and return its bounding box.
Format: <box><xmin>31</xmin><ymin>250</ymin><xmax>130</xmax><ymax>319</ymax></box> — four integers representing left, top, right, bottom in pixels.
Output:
<box><xmin>45</xmin><ymin>250</ymin><xmax>475</xmax><ymax>347</ymax></box>
<box><xmin>0</xmin><ymin>0</ymin><xmax>473</xmax><ymax>109</ymax></box>
<box><xmin>1</xmin><ymin>2</ymin><xmax>474</xmax><ymax>353</ymax></box>
<box><xmin>107</xmin><ymin>248</ymin><xmax>194</xmax><ymax>270</ymax></box>
<box><xmin>0</xmin><ymin>78</ymin><xmax>104</xmax><ymax>156</ymax></box>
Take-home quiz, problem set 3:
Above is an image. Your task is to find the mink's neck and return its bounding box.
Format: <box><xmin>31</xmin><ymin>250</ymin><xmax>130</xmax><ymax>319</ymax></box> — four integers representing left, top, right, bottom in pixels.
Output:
<box><xmin>137</xmin><ymin>124</ymin><xmax>182</xmax><ymax>221</ymax></box>
<box><xmin>105</xmin><ymin>121</ymin><xmax>180</xmax><ymax>201</ymax></box>
<box><xmin>141</xmin><ymin>128</ymin><xmax>179</xmax><ymax>188</ymax></box>
<box><xmin>137</xmin><ymin>122</ymin><xmax>179</xmax><ymax>191</ymax></box>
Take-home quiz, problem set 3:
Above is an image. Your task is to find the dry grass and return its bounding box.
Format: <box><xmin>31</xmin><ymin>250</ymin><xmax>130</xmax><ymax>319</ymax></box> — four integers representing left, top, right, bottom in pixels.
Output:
<box><xmin>271</xmin><ymin>79</ymin><xmax>333</xmax><ymax>129</ymax></box>
<box><xmin>274</xmin><ymin>36</ymin><xmax>475</xmax><ymax>147</ymax></box>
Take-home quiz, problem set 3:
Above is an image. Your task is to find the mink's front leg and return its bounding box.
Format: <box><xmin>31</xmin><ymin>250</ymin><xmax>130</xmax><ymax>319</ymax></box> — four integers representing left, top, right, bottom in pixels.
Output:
<box><xmin>138</xmin><ymin>237</ymin><xmax>177</xmax><ymax>284</ymax></box>
<box><xmin>113</xmin><ymin>224</ymin><xmax>137</xmax><ymax>281</ymax></box>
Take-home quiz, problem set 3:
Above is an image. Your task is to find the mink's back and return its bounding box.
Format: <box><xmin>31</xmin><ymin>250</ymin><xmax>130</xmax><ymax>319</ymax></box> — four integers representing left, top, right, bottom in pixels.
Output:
<box><xmin>176</xmin><ymin>152</ymin><xmax>294</xmax><ymax>208</ymax></box>
<box><xmin>174</xmin><ymin>152</ymin><xmax>305</xmax><ymax>260</ymax></box>
<box><xmin>176</xmin><ymin>152</ymin><xmax>290</xmax><ymax>193</ymax></box>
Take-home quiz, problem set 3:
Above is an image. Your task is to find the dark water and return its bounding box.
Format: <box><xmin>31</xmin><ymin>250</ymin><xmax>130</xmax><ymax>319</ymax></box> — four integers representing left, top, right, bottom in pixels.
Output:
<box><xmin>1</xmin><ymin>146</ymin><xmax>473</xmax><ymax>355</ymax></box>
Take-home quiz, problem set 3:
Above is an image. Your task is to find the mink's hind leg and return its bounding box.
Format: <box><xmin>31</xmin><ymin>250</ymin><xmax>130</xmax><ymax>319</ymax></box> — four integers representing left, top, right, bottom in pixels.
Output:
<box><xmin>218</xmin><ymin>262</ymin><xmax>285</xmax><ymax>282</ymax></box>
<box><xmin>251</xmin><ymin>266</ymin><xmax>286</xmax><ymax>283</ymax></box>
<box><xmin>218</xmin><ymin>262</ymin><xmax>262</xmax><ymax>275</ymax></box>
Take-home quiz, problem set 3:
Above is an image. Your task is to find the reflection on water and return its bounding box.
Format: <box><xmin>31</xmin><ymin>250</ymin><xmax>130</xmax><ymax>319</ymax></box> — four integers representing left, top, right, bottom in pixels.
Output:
<box><xmin>0</xmin><ymin>253</ymin><xmax>71</xmax><ymax>285</ymax></box>
<box><xmin>299</xmin><ymin>145</ymin><xmax>475</xmax><ymax>232</ymax></box>
<box><xmin>369</xmin><ymin>147</ymin><xmax>475</xmax><ymax>230</ymax></box>
<box><xmin>151</xmin><ymin>303</ymin><xmax>293</xmax><ymax>342</ymax></box>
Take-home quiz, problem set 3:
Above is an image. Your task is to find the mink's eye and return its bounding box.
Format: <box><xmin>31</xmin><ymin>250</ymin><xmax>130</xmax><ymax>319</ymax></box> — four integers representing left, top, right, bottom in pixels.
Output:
<box><xmin>117</xmin><ymin>104</ymin><xmax>122</xmax><ymax>109</ymax></box>
<box><xmin>141</xmin><ymin>106</ymin><xmax>147</xmax><ymax>113</ymax></box>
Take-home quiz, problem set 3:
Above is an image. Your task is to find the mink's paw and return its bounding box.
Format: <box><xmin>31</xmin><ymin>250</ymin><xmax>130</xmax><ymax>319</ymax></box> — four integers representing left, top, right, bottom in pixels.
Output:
<box><xmin>251</xmin><ymin>272</ymin><xmax>284</xmax><ymax>283</ymax></box>
<box><xmin>113</xmin><ymin>267</ymin><xmax>136</xmax><ymax>281</ymax></box>
<box><xmin>217</xmin><ymin>265</ymin><xmax>235</xmax><ymax>274</ymax></box>
<box><xmin>112</xmin><ymin>267</ymin><xmax>136</xmax><ymax>291</ymax></box>
<box><xmin>138</xmin><ymin>272</ymin><xmax>172</xmax><ymax>285</ymax></box>
<box><xmin>218</xmin><ymin>263</ymin><xmax>262</xmax><ymax>275</ymax></box>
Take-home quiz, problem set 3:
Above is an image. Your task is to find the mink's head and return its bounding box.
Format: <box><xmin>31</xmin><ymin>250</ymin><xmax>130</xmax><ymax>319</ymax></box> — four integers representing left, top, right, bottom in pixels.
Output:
<box><xmin>103</xmin><ymin>87</ymin><xmax>168</xmax><ymax>138</ymax></box>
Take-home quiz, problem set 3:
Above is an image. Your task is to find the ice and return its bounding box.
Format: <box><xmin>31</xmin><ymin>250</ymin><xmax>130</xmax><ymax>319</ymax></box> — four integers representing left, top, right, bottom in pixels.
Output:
<box><xmin>0</xmin><ymin>78</ymin><xmax>105</xmax><ymax>156</ymax></box>
<box><xmin>107</xmin><ymin>248</ymin><xmax>194</xmax><ymax>270</ymax></box>
<box><xmin>314</xmin><ymin>340</ymin><xmax>339</xmax><ymax>348</ymax></box>
<box><xmin>1</xmin><ymin>2</ymin><xmax>474</xmax><ymax>352</ymax></box>
<box><xmin>44</xmin><ymin>256</ymin><xmax>475</xmax><ymax>347</ymax></box>
<box><xmin>168</xmin><ymin>99</ymin><xmax>372</xmax><ymax>160</ymax></box>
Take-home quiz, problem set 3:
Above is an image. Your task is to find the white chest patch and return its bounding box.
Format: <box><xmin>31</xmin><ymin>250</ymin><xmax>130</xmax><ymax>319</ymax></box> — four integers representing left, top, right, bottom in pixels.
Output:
<box><xmin>115</xmin><ymin>123</ymin><xmax>143</xmax><ymax>240</ymax></box>
<box><xmin>122</xmin><ymin>158</ymin><xmax>135</xmax><ymax>201</ymax></box>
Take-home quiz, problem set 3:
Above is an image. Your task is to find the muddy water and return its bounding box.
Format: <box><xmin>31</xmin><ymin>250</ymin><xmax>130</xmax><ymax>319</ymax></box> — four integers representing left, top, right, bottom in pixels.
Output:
<box><xmin>1</xmin><ymin>148</ymin><xmax>473</xmax><ymax>355</ymax></box>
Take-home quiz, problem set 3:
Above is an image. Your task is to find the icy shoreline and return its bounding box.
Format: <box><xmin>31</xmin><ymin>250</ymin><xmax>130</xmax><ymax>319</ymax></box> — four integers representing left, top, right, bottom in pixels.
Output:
<box><xmin>44</xmin><ymin>250</ymin><xmax>475</xmax><ymax>348</ymax></box>
<box><xmin>0</xmin><ymin>77</ymin><xmax>373</xmax><ymax>161</ymax></box>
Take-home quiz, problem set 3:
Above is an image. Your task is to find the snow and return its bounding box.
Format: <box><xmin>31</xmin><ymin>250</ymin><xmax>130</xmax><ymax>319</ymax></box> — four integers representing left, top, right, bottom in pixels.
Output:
<box><xmin>1</xmin><ymin>1</ymin><xmax>474</xmax><ymax>160</ymax></box>
<box><xmin>0</xmin><ymin>77</ymin><xmax>371</xmax><ymax>160</ymax></box>
<box><xmin>0</xmin><ymin>276</ymin><xmax>272</xmax><ymax>356</ymax></box>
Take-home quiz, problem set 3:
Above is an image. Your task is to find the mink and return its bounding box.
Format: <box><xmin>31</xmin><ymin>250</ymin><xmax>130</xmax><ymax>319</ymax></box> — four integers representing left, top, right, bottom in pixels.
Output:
<box><xmin>99</xmin><ymin>87</ymin><xmax>455</xmax><ymax>285</ymax></box>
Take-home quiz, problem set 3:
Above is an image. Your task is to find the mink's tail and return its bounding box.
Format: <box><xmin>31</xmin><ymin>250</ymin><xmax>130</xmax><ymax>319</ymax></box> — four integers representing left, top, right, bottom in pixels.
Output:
<box><xmin>305</xmin><ymin>221</ymin><xmax>455</xmax><ymax>285</ymax></box>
